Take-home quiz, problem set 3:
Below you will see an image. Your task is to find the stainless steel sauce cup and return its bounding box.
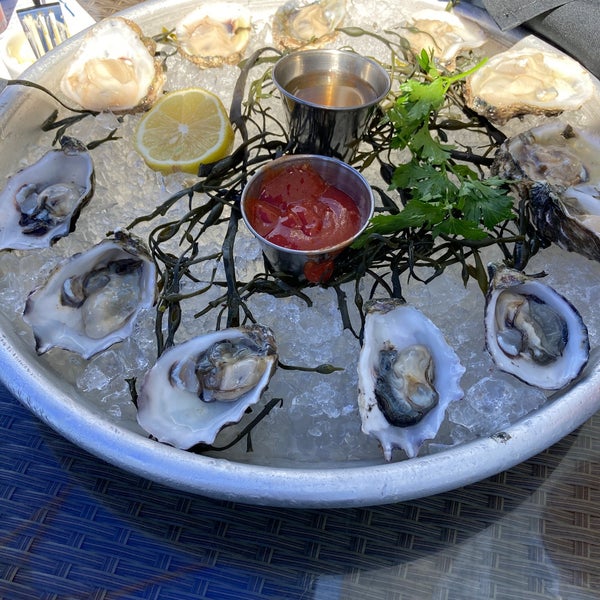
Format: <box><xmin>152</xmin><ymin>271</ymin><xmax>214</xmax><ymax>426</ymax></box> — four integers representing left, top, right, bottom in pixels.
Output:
<box><xmin>272</xmin><ymin>49</ymin><xmax>391</xmax><ymax>162</ymax></box>
<box><xmin>240</xmin><ymin>154</ymin><xmax>374</xmax><ymax>283</ymax></box>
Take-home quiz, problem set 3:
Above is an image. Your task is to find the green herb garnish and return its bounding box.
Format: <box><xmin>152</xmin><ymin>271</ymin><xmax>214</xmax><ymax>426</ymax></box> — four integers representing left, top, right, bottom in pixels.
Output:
<box><xmin>359</xmin><ymin>50</ymin><xmax>515</xmax><ymax>243</ymax></box>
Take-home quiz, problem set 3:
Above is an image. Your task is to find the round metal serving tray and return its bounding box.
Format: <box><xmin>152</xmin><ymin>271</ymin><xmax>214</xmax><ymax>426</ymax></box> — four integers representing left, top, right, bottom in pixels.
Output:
<box><xmin>1</xmin><ymin>0</ymin><xmax>600</xmax><ymax>508</ymax></box>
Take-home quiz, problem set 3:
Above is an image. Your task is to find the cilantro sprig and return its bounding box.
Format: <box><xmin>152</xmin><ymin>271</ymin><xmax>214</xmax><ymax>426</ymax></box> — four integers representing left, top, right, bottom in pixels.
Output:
<box><xmin>360</xmin><ymin>50</ymin><xmax>515</xmax><ymax>243</ymax></box>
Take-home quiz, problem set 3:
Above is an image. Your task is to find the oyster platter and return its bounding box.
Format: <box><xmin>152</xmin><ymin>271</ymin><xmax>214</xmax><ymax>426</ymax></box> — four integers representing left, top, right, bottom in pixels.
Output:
<box><xmin>1</xmin><ymin>0</ymin><xmax>600</xmax><ymax>507</ymax></box>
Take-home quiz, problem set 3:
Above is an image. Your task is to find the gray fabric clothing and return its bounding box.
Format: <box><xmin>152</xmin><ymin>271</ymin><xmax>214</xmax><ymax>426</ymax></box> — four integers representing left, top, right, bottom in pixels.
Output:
<box><xmin>481</xmin><ymin>0</ymin><xmax>568</xmax><ymax>29</ymax></box>
<box><xmin>481</xmin><ymin>0</ymin><xmax>600</xmax><ymax>78</ymax></box>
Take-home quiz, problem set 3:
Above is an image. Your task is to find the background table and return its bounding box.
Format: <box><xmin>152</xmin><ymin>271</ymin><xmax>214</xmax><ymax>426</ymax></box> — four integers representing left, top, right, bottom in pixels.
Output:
<box><xmin>1</xmin><ymin>379</ymin><xmax>598</xmax><ymax>599</ymax></box>
<box><xmin>1</xmin><ymin>1</ymin><xmax>599</xmax><ymax>598</ymax></box>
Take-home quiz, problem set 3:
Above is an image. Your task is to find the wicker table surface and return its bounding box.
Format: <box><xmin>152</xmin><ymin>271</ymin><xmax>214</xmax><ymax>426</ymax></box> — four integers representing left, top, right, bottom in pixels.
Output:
<box><xmin>1</xmin><ymin>1</ymin><xmax>599</xmax><ymax>598</ymax></box>
<box><xmin>2</xmin><ymin>381</ymin><xmax>599</xmax><ymax>600</ymax></box>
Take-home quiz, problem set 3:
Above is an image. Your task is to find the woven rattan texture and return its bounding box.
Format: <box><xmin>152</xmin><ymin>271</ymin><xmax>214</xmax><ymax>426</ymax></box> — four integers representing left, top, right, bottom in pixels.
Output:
<box><xmin>1</xmin><ymin>384</ymin><xmax>599</xmax><ymax>600</ymax></box>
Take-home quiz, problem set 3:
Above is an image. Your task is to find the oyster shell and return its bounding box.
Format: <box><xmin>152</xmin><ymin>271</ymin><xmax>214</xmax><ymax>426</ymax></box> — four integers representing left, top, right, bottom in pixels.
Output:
<box><xmin>136</xmin><ymin>325</ymin><xmax>278</xmax><ymax>449</ymax></box>
<box><xmin>492</xmin><ymin>122</ymin><xmax>600</xmax><ymax>262</ymax></box>
<box><xmin>0</xmin><ymin>137</ymin><xmax>94</xmax><ymax>251</ymax></box>
<box><xmin>484</xmin><ymin>264</ymin><xmax>589</xmax><ymax>390</ymax></box>
<box><xmin>272</xmin><ymin>0</ymin><xmax>346</xmax><ymax>50</ymax></box>
<box><xmin>357</xmin><ymin>298</ymin><xmax>465</xmax><ymax>460</ymax></box>
<box><xmin>492</xmin><ymin>122</ymin><xmax>594</xmax><ymax>188</ymax></box>
<box><xmin>464</xmin><ymin>46</ymin><xmax>594</xmax><ymax>123</ymax></box>
<box><xmin>60</xmin><ymin>17</ymin><xmax>166</xmax><ymax>113</ymax></box>
<box><xmin>401</xmin><ymin>8</ymin><xmax>486</xmax><ymax>68</ymax></box>
<box><xmin>528</xmin><ymin>182</ymin><xmax>600</xmax><ymax>263</ymax></box>
<box><xmin>23</xmin><ymin>231</ymin><xmax>156</xmax><ymax>359</ymax></box>
<box><xmin>175</xmin><ymin>3</ymin><xmax>251</xmax><ymax>68</ymax></box>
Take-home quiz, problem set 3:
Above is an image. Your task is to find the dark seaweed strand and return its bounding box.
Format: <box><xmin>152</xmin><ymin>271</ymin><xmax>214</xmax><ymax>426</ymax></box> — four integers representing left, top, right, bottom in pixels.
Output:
<box><xmin>10</xmin><ymin>30</ymin><xmax>534</xmax><ymax>350</ymax></box>
<box><xmin>188</xmin><ymin>397</ymin><xmax>284</xmax><ymax>454</ymax></box>
<box><xmin>127</xmin><ymin>32</ymin><xmax>542</xmax><ymax>376</ymax></box>
<box><xmin>122</xmin><ymin>41</ymin><xmax>374</xmax><ymax>350</ymax></box>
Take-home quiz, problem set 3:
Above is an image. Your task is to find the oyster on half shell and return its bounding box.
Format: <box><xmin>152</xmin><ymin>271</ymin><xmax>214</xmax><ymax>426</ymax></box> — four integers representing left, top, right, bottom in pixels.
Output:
<box><xmin>136</xmin><ymin>325</ymin><xmax>278</xmax><ymax>449</ymax></box>
<box><xmin>401</xmin><ymin>8</ymin><xmax>486</xmax><ymax>68</ymax></box>
<box><xmin>464</xmin><ymin>46</ymin><xmax>594</xmax><ymax>123</ymax></box>
<box><xmin>492</xmin><ymin>121</ymin><xmax>600</xmax><ymax>262</ymax></box>
<box><xmin>60</xmin><ymin>17</ymin><xmax>165</xmax><ymax>113</ymax></box>
<box><xmin>175</xmin><ymin>3</ymin><xmax>251</xmax><ymax>68</ymax></box>
<box><xmin>0</xmin><ymin>137</ymin><xmax>94</xmax><ymax>251</ymax></box>
<box><xmin>23</xmin><ymin>232</ymin><xmax>157</xmax><ymax>359</ymax></box>
<box><xmin>484</xmin><ymin>264</ymin><xmax>589</xmax><ymax>390</ymax></box>
<box><xmin>272</xmin><ymin>0</ymin><xmax>346</xmax><ymax>50</ymax></box>
<box><xmin>357</xmin><ymin>298</ymin><xmax>465</xmax><ymax>460</ymax></box>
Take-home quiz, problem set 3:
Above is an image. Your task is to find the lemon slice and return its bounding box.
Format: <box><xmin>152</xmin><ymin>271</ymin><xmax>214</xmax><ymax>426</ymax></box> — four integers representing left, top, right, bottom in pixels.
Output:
<box><xmin>134</xmin><ymin>87</ymin><xmax>234</xmax><ymax>174</ymax></box>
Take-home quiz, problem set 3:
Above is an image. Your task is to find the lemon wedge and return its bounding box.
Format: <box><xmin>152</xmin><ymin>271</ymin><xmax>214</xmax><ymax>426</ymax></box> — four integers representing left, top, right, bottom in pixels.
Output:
<box><xmin>134</xmin><ymin>87</ymin><xmax>234</xmax><ymax>174</ymax></box>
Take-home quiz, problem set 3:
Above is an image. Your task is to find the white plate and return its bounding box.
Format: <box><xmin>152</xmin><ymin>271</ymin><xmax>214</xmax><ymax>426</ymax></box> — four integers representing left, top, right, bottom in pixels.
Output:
<box><xmin>1</xmin><ymin>0</ymin><xmax>599</xmax><ymax>507</ymax></box>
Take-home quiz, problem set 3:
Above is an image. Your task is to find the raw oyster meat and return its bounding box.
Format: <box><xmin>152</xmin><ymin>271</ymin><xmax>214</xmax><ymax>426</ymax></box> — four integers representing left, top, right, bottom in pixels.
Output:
<box><xmin>0</xmin><ymin>137</ymin><xmax>94</xmax><ymax>251</ymax></box>
<box><xmin>60</xmin><ymin>17</ymin><xmax>165</xmax><ymax>113</ymax></box>
<box><xmin>175</xmin><ymin>3</ymin><xmax>251</xmax><ymax>68</ymax></box>
<box><xmin>401</xmin><ymin>8</ymin><xmax>486</xmax><ymax>68</ymax></box>
<box><xmin>492</xmin><ymin>122</ymin><xmax>600</xmax><ymax>262</ymax></box>
<box><xmin>492</xmin><ymin>122</ymin><xmax>595</xmax><ymax>188</ymax></box>
<box><xmin>357</xmin><ymin>298</ymin><xmax>465</xmax><ymax>460</ymax></box>
<box><xmin>272</xmin><ymin>0</ymin><xmax>346</xmax><ymax>50</ymax></box>
<box><xmin>484</xmin><ymin>264</ymin><xmax>589</xmax><ymax>390</ymax></box>
<box><xmin>136</xmin><ymin>325</ymin><xmax>278</xmax><ymax>449</ymax></box>
<box><xmin>23</xmin><ymin>232</ymin><xmax>156</xmax><ymax>359</ymax></box>
<box><xmin>464</xmin><ymin>46</ymin><xmax>594</xmax><ymax>122</ymax></box>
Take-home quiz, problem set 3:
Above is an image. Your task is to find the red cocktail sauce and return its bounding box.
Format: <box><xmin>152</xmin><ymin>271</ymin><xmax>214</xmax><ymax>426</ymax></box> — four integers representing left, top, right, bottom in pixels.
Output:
<box><xmin>244</xmin><ymin>162</ymin><xmax>362</xmax><ymax>251</ymax></box>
